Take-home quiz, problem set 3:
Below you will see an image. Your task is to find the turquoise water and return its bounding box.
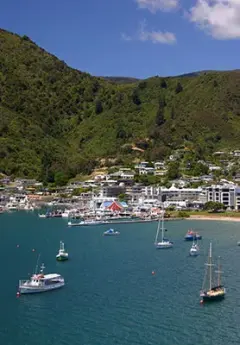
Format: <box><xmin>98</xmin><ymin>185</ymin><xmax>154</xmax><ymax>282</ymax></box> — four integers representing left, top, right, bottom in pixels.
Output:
<box><xmin>1</xmin><ymin>212</ymin><xmax>240</xmax><ymax>345</ymax></box>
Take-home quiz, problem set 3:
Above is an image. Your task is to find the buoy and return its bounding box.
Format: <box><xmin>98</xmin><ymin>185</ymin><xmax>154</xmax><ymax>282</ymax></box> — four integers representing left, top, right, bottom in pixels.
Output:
<box><xmin>152</xmin><ymin>270</ymin><xmax>155</xmax><ymax>275</ymax></box>
<box><xmin>16</xmin><ymin>292</ymin><xmax>20</xmax><ymax>298</ymax></box>
<box><xmin>16</xmin><ymin>245</ymin><xmax>20</xmax><ymax>248</ymax></box>
<box><xmin>32</xmin><ymin>249</ymin><xmax>35</xmax><ymax>252</ymax></box>
<box><xmin>200</xmin><ymin>300</ymin><xmax>204</xmax><ymax>304</ymax></box>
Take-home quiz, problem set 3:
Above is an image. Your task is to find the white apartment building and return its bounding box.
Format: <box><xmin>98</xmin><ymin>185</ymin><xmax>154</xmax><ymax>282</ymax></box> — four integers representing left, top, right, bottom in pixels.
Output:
<box><xmin>235</xmin><ymin>188</ymin><xmax>240</xmax><ymax>210</ymax></box>
<box><xmin>142</xmin><ymin>185</ymin><xmax>206</xmax><ymax>203</ymax></box>
<box><xmin>205</xmin><ymin>185</ymin><xmax>237</xmax><ymax>209</ymax></box>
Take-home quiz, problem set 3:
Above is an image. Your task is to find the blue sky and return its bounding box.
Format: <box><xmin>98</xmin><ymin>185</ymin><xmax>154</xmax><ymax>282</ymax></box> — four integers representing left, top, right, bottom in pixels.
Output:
<box><xmin>0</xmin><ymin>0</ymin><xmax>239</xmax><ymax>78</ymax></box>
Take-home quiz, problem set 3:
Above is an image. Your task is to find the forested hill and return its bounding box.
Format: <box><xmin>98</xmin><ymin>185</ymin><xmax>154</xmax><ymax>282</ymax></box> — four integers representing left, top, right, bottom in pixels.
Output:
<box><xmin>0</xmin><ymin>28</ymin><xmax>240</xmax><ymax>182</ymax></box>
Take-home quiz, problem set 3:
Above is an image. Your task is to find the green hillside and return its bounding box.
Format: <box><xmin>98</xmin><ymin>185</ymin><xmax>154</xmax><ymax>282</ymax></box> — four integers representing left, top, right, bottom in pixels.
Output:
<box><xmin>0</xmin><ymin>29</ymin><xmax>240</xmax><ymax>182</ymax></box>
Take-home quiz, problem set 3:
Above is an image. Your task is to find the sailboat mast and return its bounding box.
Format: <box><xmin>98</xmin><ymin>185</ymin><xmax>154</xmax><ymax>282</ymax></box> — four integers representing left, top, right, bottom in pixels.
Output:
<box><xmin>218</xmin><ymin>256</ymin><xmax>221</xmax><ymax>286</ymax></box>
<box><xmin>154</xmin><ymin>216</ymin><xmax>161</xmax><ymax>244</ymax></box>
<box><xmin>161</xmin><ymin>206</ymin><xmax>164</xmax><ymax>241</ymax></box>
<box><xmin>209</xmin><ymin>242</ymin><xmax>212</xmax><ymax>290</ymax></box>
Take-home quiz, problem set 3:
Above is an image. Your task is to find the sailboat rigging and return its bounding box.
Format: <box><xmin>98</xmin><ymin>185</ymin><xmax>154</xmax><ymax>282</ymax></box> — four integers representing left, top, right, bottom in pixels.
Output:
<box><xmin>200</xmin><ymin>242</ymin><xmax>226</xmax><ymax>302</ymax></box>
<box><xmin>154</xmin><ymin>209</ymin><xmax>173</xmax><ymax>249</ymax></box>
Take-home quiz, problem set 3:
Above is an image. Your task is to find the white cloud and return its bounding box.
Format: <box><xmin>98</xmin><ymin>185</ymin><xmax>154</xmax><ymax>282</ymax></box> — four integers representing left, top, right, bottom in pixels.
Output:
<box><xmin>121</xmin><ymin>33</ymin><xmax>132</xmax><ymax>41</ymax></box>
<box><xmin>139</xmin><ymin>20</ymin><xmax>176</xmax><ymax>43</ymax></box>
<box><xmin>189</xmin><ymin>0</ymin><xmax>240</xmax><ymax>39</ymax></box>
<box><xmin>121</xmin><ymin>20</ymin><xmax>176</xmax><ymax>44</ymax></box>
<box><xmin>135</xmin><ymin>0</ymin><xmax>179</xmax><ymax>13</ymax></box>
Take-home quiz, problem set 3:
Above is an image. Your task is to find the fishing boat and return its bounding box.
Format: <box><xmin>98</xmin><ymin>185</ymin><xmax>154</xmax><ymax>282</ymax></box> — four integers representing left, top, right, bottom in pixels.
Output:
<box><xmin>200</xmin><ymin>242</ymin><xmax>226</xmax><ymax>302</ymax></box>
<box><xmin>56</xmin><ymin>241</ymin><xmax>69</xmax><ymax>261</ymax></box>
<box><xmin>189</xmin><ymin>240</ymin><xmax>199</xmax><ymax>256</ymax></box>
<box><xmin>18</xmin><ymin>261</ymin><xmax>64</xmax><ymax>294</ymax></box>
<box><xmin>154</xmin><ymin>211</ymin><xmax>173</xmax><ymax>249</ymax></box>
<box><xmin>184</xmin><ymin>229</ymin><xmax>202</xmax><ymax>241</ymax></box>
<box><xmin>103</xmin><ymin>228</ymin><xmax>120</xmax><ymax>236</ymax></box>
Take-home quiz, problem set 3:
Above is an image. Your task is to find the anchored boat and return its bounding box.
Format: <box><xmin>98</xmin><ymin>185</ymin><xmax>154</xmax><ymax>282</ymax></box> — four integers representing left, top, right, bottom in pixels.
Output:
<box><xmin>19</xmin><ymin>261</ymin><xmax>64</xmax><ymax>294</ymax></box>
<box><xmin>200</xmin><ymin>242</ymin><xmax>226</xmax><ymax>302</ymax></box>
<box><xmin>184</xmin><ymin>229</ymin><xmax>202</xmax><ymax>241</ymax></box>
<box><xmin>56</xmin><ymin>241</ymin><xmax>69</xmax><ymax>261</ymax></box>
<box><xmin>103</xmin><ymin>228</ymin><xmax>120</xmax><ymax>236</ymax></box>
<box><xmin>189</xmin><ymin>240</ymin><xmax>199</xmax><ymax>256</ymax></box>
<box><xmin>154</xmin><ymin>210</ymin><xmax>173</xmax><ymax>249</ymax></box>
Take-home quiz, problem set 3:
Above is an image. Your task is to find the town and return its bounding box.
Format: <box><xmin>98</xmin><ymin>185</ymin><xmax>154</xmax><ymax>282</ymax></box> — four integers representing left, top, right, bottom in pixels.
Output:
<box><xmin>1</xmin><ymin>149</ymin><xmax>240</xmax><ymax>218</ymax></box>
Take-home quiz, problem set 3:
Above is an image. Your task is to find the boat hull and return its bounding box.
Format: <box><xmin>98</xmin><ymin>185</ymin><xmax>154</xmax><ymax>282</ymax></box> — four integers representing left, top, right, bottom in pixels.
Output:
<box><xmin>103</xmin><ymin>233</ymin><xmax>120</xmax><ymax>236</ymax></box>
<box><xmin>56</xmin><ymin>255</ymin><xmax>68</xmax><ymax>261</ymax></box>
<box><xmin>200</xmin><ymin>287</ymin><xmax>226</xmax><ymax>302</ymax></box>
<box><xmin>19</xmin><ymin>282</ymin><xmax>65</xmax><ymax>294</ymax></box>
<box><xmin>189</xmin><ymin>251</ymin><xmax>199</xmax><ymax>256</ymax></box>
<box><xmin>155</xmin><ymin>242</ymin><xmax>173</xmax><ymax>249</ymax></box>
<box><xmin>185</xmin><ymin>236</ymin><xmax>202</xmax><ymax>241</ymax></box>
<box><xmin>201</xmin><ymin>293</ymin><xmax>225</xmax><ymax>302</ymax></box>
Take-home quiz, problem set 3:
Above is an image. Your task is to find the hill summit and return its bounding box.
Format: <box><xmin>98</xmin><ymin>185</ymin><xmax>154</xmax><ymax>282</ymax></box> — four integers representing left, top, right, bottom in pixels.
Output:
<box><xmin>0</xmin><ymin>29</ymin><xmax>240</xmax><ymax>182</ymax></box>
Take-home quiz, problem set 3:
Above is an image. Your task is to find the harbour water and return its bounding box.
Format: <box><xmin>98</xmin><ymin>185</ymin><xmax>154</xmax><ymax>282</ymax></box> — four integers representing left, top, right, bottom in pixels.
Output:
<box><xmin>1</xmin><ymin>212</ymin><xmax>240</xmax><ymax>345</ymax></box>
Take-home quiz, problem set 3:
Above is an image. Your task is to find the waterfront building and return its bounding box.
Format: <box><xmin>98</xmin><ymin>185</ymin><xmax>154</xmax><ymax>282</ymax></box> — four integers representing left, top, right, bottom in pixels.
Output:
<box><xmin>205</xmin><ymin>184</ymin><xmax>240</xmax><ymax>209</ymax></box>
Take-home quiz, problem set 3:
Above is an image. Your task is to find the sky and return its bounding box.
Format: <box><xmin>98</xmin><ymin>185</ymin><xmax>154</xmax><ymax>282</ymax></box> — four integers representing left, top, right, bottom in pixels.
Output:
<box><xmin>0</xmin><ymin>0</ymin><xmax>239</xmax><ymax>78</ymax></box>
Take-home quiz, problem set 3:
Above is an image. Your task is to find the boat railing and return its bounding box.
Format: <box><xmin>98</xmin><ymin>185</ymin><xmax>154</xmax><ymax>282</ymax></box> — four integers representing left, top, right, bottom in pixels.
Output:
<box><xmin>19</xmin><ymin>279</ymin><xmax>30</xmax><ymax>286</ymax></box>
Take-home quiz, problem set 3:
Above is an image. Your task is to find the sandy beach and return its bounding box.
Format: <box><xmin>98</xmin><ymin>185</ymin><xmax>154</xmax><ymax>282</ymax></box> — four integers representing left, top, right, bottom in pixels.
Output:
<box><xmin>188</xmin><ymin>215</ymin><xmax>240</xmax><ymax>222</ymax></box>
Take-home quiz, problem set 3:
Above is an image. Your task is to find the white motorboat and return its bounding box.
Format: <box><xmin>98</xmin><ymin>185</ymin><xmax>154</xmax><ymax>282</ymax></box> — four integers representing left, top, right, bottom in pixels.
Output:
<box><xmin>103</xmin><ymin>228</ymin><xmax>120</xmax><ymax>236</ymax></box>
<box><xmin>19</xmin><ymin>263</ymin><xmax>64</xmax><ymax>294</ymax></box>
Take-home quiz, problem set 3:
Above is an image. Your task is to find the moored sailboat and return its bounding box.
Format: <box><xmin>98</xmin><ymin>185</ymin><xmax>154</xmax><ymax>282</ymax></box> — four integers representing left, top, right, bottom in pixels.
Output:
<box><xmin>189</xmin><ymin>240</ymin><xmax>199</xmax><ymax>256</ymax></box>
<box><xmin>200</xmin><ymin>242</ymin><xmax>226</xmax><ymax>302</ymax></box>
<box><xmin>154</xmin><ymin>210</ymin><xmax>173</xmax><ymax>249</ymax></box>
<box><xmin>56</xmin><ymin>241</ymin><xmax>69</xmax><ymax>261</ymax></box>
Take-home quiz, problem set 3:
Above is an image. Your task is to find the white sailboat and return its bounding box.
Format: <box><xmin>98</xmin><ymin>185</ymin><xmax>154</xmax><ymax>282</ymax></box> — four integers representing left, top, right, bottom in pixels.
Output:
<box><xmin>154</xmin><ymin>210</ymin><xmax>173</xmax><ymax>249</ymax></box>
<box><xmin>56</xmin><ymin>241</ymin><xmax>69</xmax><ymax>261</ymax></box>
<box><xmin>189</xmin><ymin>240</ymin><xmax>199</xmax><ymax>256</ymax></box>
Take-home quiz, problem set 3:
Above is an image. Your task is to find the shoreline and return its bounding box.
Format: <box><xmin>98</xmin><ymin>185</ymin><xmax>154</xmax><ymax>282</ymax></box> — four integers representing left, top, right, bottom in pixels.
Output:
<box><xmin>188</xmin><ymin>215</ymin><xmax>240</xmax><ymax>222</ymax></box>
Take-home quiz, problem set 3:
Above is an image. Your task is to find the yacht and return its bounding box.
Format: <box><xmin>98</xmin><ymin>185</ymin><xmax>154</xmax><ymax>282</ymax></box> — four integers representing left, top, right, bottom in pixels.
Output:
<box><xmin>200</xmin><ymin>243</ymin><xmax>226</xmax><ymax>302</ymax></box>
<box><xmin>154</xmin><ymin>210</ymin><xmax>173</xmax><ymax>249</ymax></box>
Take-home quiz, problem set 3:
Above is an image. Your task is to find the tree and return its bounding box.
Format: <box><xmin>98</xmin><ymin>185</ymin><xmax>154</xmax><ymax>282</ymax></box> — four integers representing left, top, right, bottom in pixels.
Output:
<box><xmin>167</xmin><ymin>161</ymin><xmax>180</xmax><ymax>180</ymax></box>
<box><xmin>203</xmin><ymin>201</ymin><xmax>225</xmax><ymax>212</ymax></box>
<box><xmin>170</xmin><ymin>107</ymin><xmax>175</xmax><ymax>120</ymax></box>
<box><xmin>192</xmin><ymin>162</ymin><xmax>209</xmax><ymax>176</ymax></box>
<box><xmin>156</xmin><ymin>107</ymin><xmax>165</xmax><ymax>126</ymax></box>
<box><xmin>116</xmin><ymin>128</ymin><xmax>127</xmax><ymax>139</ymax></box>
<box><xmin>54</xmin><ymin>171</ymin><xmax>69</xmax><ymax>186</ymax></box>
<box><xmin>160</xmin><ymin>79</ymin><xmax>167</xmax><ymax>88</ymax></box>
<box><xmin>132</xmin><ymin>89</ymin><xmax>141</xmax><ymax>105</ymax></box>
<box><xmin>175</xmin><ymin>82</ymin><xmax>183</xmax><ymax>94</ymax></box>
<box><xmin>21</xmin><ymin>35</ymin><xmax>31</xmax><ymax>41</ymax></box>
<box><xmin>95</xmin><ymin>100</ymin><xmax>103</xmax><ymax>114</ymax></box>
<box><xmin>118</xmin><ymin>193</ymin><xmax>127</xmax><ymax>201</ymax></box>
<box><xmin>159</xmin><ymin>95</ymin><xmax>166</xmax><ymax>108</ymax></box>
<box><xmin>138</xmin><ymin>81</ymin><xmax>147</xmax><ymax>89</ymax></box>
<box><xmin>155</xmin><ymin>98</ymin><xmax>166</xmax><ymax>126</ymax></box>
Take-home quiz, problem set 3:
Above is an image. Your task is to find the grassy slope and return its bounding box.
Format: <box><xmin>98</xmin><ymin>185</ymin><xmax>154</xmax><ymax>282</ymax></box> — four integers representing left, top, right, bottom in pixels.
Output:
<box><xmin>0</xmin><ymin>28</ymin><xmax>240</xmax><ymax>180</ymax></box>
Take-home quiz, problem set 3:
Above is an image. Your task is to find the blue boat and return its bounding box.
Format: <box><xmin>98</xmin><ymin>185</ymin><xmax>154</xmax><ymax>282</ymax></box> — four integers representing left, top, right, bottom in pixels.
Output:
<box><xmin>103</xmin><ymin>228</ymin><xmax>120</xmax><ymax>236</ymax></box>
<box><xmin>184</xmin><ymin>230</ymin><xmax>202</xmax><ymax>241</ymax></box>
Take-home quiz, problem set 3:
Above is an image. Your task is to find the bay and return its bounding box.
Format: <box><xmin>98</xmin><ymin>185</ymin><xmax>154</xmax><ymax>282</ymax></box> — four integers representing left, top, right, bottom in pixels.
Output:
<box><xmin>0</xmin><ymin>212</ymin><xmax>240</xmax><ymax>345</ymax></box>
